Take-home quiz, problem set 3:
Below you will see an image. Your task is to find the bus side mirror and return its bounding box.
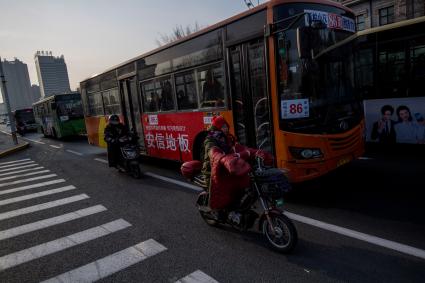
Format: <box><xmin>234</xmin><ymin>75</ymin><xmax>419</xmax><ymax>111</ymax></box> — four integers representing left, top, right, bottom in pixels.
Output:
<box><xmin>51</xmin><ymin>103</ymin><xmax>57</xmax><ymax>110</ymax></box>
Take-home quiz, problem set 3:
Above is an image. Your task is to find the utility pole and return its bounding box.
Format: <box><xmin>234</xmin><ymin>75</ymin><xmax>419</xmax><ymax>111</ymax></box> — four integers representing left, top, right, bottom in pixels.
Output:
<box><xmin>0</xmin><ymin>57</ymin><xmax>18</xmax><ymax>145</ymax></box>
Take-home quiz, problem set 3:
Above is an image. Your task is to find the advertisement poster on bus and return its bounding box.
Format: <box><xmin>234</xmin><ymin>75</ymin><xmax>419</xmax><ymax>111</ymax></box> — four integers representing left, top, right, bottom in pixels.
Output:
<box><xmin>363</xmin><ymin>97</ymin><xmax>425</xmax><ymax>145</ymax></box>
<box><xmin>141</xmin><ymin>111</ymin><xmax>233</xmax><ymax>161</ymax></box>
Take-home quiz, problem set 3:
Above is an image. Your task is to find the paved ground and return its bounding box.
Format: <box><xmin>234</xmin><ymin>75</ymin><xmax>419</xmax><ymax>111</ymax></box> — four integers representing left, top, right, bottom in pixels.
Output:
<box><xmin>0</xmin><ymin>128</ymin><xmax>424</xmax><ymax>282</ymax></box>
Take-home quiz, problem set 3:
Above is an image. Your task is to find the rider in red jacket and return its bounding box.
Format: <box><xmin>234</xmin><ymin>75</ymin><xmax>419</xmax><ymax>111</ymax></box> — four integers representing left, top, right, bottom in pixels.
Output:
<box><xmin>200</xmin><ymin>116</ymin><xmax>273</xmax><ymax>209</ymax></box>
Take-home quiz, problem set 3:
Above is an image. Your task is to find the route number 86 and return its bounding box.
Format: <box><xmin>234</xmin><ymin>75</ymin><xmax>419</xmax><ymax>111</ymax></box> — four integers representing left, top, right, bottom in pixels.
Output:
<box><xmin>289</xmin><ymin>103</ymin><xmax>303</xmax><ymax>114</ymax></box>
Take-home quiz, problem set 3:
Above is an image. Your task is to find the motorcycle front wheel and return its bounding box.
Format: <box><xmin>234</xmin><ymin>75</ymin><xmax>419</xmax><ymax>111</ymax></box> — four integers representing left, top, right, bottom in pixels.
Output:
<box><xmin>130</xmin><ymin>163</ymin><xmax>141</xmax><ymax>179</ymax></box>
<box><xmin>262</xmin><ymin>213</ymin><xmax>297</xmax><ymax>253</ymax></box>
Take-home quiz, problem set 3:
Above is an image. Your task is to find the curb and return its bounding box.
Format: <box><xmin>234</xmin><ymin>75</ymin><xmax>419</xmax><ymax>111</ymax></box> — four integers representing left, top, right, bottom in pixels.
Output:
<box><xmin>0</xmin><ymin>132</ymin><xmax>30</xmax><ymax>158</ymax></box>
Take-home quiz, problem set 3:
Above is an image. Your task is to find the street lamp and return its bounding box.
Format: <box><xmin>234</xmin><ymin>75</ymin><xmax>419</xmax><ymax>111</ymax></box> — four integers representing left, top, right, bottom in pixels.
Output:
<box><xmin>0</xmin><ymin>57</ymin><xmax>18</xmax><ymax>145</ymax></box>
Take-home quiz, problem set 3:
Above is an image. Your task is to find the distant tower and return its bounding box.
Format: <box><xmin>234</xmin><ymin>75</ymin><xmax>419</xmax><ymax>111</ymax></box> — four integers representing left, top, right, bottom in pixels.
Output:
<box><xmin>1</xmin><ymin>58</ymin><xmax>34</xmax><ymax>110</ymax></box>
<box><xmin>34</xmin><ymin>51</ymin><xmax>71</xmax><ymax>97</ymax></box>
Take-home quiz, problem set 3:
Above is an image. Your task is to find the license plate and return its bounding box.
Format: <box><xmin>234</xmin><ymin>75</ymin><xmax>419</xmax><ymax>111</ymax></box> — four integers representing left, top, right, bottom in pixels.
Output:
<box><xmin>337</xmin><ymin>156</ymin><xmax>351</xmax><ymax>167</ymax></box>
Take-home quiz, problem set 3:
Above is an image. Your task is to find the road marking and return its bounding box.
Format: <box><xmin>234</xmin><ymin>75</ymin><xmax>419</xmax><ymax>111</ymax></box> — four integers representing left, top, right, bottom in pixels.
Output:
<box><xmin>0</xmin><ymin>130</ymin><xmax>11</xmax><ymax>136</ymax></box>
<box><xmin>0</xmin><ymin>169</ymin><xmax>50</xmax><ymax>182</ymax></box>
<box><xmin>66</xmin><ymin>149</ymin><xmax>83</xmax><ymax>156</ymax></box>
<box><xmin>358</xmin><ymin>157</ymin><xmax>374</xmax><ymax>160</ymax></box>
<box><xmin>0</xmin><ymin>163</ymin><xmax>39</xmax><ymax>173</ymax></box>
<box><xmin>0</xmin><ymin>205</ymin><xmax>107</xmax><ymax>241</ymax></box>
<box><xmin>0</xmin><ymin>185</ymin><xmax>76</xmax><ymax>207</ymax></box>
<box><xmin>147</xmin><ymin>171</ymin><xmax>425</xmax><ymax>261</ymax></box>
<box><xmin>0</xmin><ymin>161</ymin><xmax>34</xmax><ymax>169</ymax></box>
<box><xmin>23</xmin><ymin>138</ymin><xmax>45</xmax><ymax>144</ymax></box>
<box><xmin>0</xmin><ymin>174</ymin><xmax>57</xmax><ymax>188</ymax></box>
<box><xmin>0</xmin><ymin>194</ymin><xmax>89</xmax><ymax>221</ymax></box>
<box><xmin>0</xmin><ymin>219</ymin><xmax>131</xmax><ymax>271</ymax></box>
<box><xmin>94</xmin><ymin>158</ymin><xmax>108</xmax><ymax>164</ymax></box>
<box><xmin>0</xmin><ymin>166</ymin><xmax>44</xmax><ymax>177</ymax></box>
<box><xmin>0</xmin><ymin>158</ymin><xmax>31</xmax><ymax>165</ymax></box>
<box><xmin>41</xmin><ymin>239</ymin><xmax>166</xmax><ymax>283</ymax></box>
<box><xmin>49</xmin><ymin>145</ymin><xmax>62</xmax><ymax>149</ymax></box>
<box><xmin>144</xmin><ymin>172</ymin><xmax>202</xmax><ymax>192</ymax></box>
<box><xmin>284</xmin><ymin>211</ymin><xmax>425</xmax><ymax>260</ymax></box>
<box><xmin>176</xmin><ymin>270</ymin><xmax>219</xmax><ymax>283</ymax></box>
<box><xmin>0</xmin><ymin>179</ymin><xmax>66</xmax><ymax>196</ymax></box>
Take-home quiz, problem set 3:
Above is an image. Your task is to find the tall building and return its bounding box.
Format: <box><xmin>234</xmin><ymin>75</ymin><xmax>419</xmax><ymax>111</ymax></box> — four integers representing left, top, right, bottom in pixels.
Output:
<box><xmin>31</xmin><ymin>84</ymin><xmax>41</xmax><ymax>103</ymax></box>
<box><xmin>334</xmin><ymin>0</ymin><xmax>425</xmax><ymax>30</ymax></box>
<box><xmin>0</xmin><ymin>58</ymin><xmax>34</xmax><ymax>111</ymax></box>
<box><xmin>34</xmin><ymin>51</ymin><xmax>71</xmax><ymax>98</ymax></box>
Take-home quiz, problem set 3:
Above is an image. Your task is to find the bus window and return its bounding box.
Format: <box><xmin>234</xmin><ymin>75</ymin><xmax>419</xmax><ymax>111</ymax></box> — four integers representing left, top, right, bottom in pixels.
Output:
<box><xmin>87</xmin><ymin>92</ymin><xmax>104</xmax><ymax>116</ymax></box>
<box><xmin>57</xmin><ymin>99</ymin><xmax>84</xmax><ymax>119</ymax></box>
<box><xmin>175</xmin><ymin>71</ymin><xmax>198</xmax><ymax>110</ymax></box>
<box><xmin>410</xmin><ymin>42</ymin><xmax>425</xmax><ymax>97</ymax></box>
<box><xmin>157</xmin><ymin>76</ymin><xmax>175</xmax><ymax>111</ymax></box>
<box><xmin>198</xmin><ymin>63</ymin><xmax>225</xmax><ymax>108</ymax></box>
<box><xmin>103</xmin><ymin>88</ymin><xmax>121</xmax><ymax>115</ymax></box>
<box><xmin>141</xmin><ymin>80</ymin><xmax>159</xmax><ymax>112</ymax></box>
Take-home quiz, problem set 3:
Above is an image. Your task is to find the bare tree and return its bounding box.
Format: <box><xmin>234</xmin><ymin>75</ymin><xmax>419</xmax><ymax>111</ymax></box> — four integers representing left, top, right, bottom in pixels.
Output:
<box><xmin>156</xmin><ymin>22</ymin><xmax>203</xmax><ymax>46</ymax></box>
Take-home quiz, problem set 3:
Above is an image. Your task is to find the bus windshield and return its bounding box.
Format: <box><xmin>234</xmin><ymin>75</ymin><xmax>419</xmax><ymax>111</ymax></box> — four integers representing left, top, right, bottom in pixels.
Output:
<box><xmin>56</xmin><ymin>95</ymin><xmax>84</xmax><ymax>119</ymax></box>
<box><xmin>275</xmin><ymin>6</ymin><xmax>362</xmax><ymax>134</ymax></box>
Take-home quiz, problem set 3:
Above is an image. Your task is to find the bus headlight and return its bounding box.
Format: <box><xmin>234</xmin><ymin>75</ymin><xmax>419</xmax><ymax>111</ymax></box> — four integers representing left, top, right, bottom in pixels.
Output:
<box><xmin>289</xmin><ymin>147</ymin><xmax>323</xmax><ymax>160</ymax></box>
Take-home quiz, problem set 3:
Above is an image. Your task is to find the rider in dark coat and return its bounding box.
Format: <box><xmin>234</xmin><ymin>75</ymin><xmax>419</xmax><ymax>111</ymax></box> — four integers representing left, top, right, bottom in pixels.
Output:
<box><xmin>104</xmin><ymin>115</ymin><xmax>128</xmax><ymax>168</ymax></box>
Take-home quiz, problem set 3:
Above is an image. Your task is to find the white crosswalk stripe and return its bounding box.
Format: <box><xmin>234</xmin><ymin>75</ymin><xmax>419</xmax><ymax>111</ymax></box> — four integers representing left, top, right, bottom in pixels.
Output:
<box><xmin>0</xmin><ymin>205</ymin><xmax>107</xmax><ymax>241</ymax></box>
<box><xmin>0</xmin><ymin>158</ymin><xmax>31</xmax><ymax>166</ymax></box>
<box><xmin>0</xmin><ymin>174</ymin><xmax>57</xmax><ymax>188</ymax></box>
<box><xmin>0</xmin><ymin>219</ymin><xmax>131</xmax><ymax>271</ymax></box>
<box><xmin>0</xmin><ymin>194</ymin><xmax>89</xmax><ymax>221</ymax></box>
<box><xmin>0</xmin><ymin>161</ymin><xmax>34</xmax><ymax>169</ymax></box>
<box><xmin>0</xmin><ymin>159</ymin><xmax>196</xmax><ymax>282</ymax></box>
<box><xmin>0</xmin><ymin>185</ymin><xmax>76</xmax><ymax>207</ymax></box>
<box><xmin>0</xmin><ymin>166</ymin><xmax>44</xmax><ymax>177</ymax></box>
<box><xmin>41</xmin><ymin>239</ymin><xmax>167</xmax><ymax>283</ymax></box>
<box><xmin>0</xmin><ymin>163</ymin><xmax>38</xmax><ymax>173</ymax></box>
<box><xmin>0</xmin><ymin>169</ymin><xmax>50</xmax><ymax>182</ymax></box>
<box><xmin>176</xmin><ymin>270</ymin><xmax>219</xmax><ymax>283</ymax></box>
<box><xmin>0</xmin><ymin>179</ymin><xmax>66</xmax><ymax>196</ymax></box>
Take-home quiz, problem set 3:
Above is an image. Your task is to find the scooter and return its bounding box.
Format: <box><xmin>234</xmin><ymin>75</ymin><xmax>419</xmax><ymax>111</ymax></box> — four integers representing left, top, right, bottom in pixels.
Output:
<box><xmin>182</xmin><ymin>156</ymin><xmax>298</xmax><ymax>253</ymax></box>
<box><xmin>117</xmin><ymin>133</ymin><xmax>142</xmax><ymax>179</ymax></box>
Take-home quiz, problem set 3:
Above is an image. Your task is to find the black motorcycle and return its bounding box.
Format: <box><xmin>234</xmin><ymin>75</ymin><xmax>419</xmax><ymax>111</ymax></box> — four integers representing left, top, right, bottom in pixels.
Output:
<box><xmin>117</xmin><ymin>133</ymin><xmax>142</xmax><ymax>179</ymax></box>
<box><xmin>184</xmin><ymin>157</ymin><xmax>298</xmax><ymax>253</ymax></box>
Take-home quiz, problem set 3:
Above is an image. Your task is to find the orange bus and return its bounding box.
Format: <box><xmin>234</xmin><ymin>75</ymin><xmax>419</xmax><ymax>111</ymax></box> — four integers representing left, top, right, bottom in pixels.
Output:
<box><xmin>80</xmin><ymin>0</ymin><xmax>364</xmax><ymax>183</ymax></box>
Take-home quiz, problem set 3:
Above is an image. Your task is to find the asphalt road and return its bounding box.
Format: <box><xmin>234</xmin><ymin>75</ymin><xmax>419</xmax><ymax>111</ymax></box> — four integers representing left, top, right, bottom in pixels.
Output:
<box><xmin>0</xmin><ymin>129</ymin><xmax>424</xmax><ymax>283</ymax></box>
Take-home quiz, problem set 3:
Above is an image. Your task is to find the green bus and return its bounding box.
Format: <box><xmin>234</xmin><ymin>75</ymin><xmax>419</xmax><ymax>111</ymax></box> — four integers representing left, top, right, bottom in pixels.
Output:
<box><xmin>33</xmin><ymin>92</ymin><xmax>86</xmax><ymax>138</ymax></box>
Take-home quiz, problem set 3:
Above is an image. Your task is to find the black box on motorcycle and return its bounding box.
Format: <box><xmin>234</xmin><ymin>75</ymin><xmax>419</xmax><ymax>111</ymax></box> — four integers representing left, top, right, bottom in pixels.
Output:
<box><xmin>254</xmin><ymin>168</ymin><xmax>292</xmax><ymax>197</ymax></box>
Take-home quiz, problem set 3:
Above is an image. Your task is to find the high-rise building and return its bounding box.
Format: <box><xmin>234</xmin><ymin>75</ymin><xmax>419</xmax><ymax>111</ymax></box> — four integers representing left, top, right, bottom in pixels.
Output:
<box><xmin>34</xmin><ymin>51</ymin><xmax>71</xmax><ymax>98</ymax></box>
<box><xmin>0</xmin><ymin>58</ymin><xmax>34</xmax><ymax>111</ymax></box>
<box><xmin>31</xmin><ymin>84</ymin><xmax>41</xmax><ymax>102</ymax></box>
<box><xmin>333</xmin><ymin>0</ymin><xmax>425</xmax><ymax>30</ymax></box>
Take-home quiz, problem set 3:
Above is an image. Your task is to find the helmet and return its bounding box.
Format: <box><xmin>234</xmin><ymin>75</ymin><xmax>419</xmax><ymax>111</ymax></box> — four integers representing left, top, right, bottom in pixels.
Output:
<box><xmin>109</xmin><ymin>115</ymin><xmax>120</xmax><ymax>125</ymax></box>
<box><xmin>211</xmin><ymin>115</ymin><xmax>229</xmax><ymax>130</ymax></box>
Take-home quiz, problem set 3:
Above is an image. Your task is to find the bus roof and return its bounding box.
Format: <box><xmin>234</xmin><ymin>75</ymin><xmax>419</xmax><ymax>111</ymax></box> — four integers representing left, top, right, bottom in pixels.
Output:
<box><xmin>357</xmin><ymin>16</ymin><xmax>425</xmax><ymax>37</ymax></box>
<box><xmin>80</xmin><ymin>0</ymin><xmax>351</xmax><ymax>84</ymax></box>
<box><xmin>32</xmin><ymin>92</ymin><xmax>80</xmax><ymax>106</ymax></box>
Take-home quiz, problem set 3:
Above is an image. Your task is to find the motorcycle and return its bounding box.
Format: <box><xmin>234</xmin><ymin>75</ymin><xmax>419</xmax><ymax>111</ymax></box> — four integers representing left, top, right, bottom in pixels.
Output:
<box><xmin>117</xmin><ymin>133</ymin><xmax>142</xmax><ymax>179</ymax></box>
<box><xmin>182</xmin><ymin>156</ymin><xmax>298</xmax><ymax>253</ymax></box>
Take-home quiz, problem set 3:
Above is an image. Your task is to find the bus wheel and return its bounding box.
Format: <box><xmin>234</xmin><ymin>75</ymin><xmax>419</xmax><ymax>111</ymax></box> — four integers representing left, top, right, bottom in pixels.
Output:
<box><xmin>52</xmin><ymin>128</ymin><xmax>57</xmax><ymax>139</ymax></box>
<box><xmin>41</xmin><ymin>127</ymin><xmax>47</xmax><ymax>137</ymax></box>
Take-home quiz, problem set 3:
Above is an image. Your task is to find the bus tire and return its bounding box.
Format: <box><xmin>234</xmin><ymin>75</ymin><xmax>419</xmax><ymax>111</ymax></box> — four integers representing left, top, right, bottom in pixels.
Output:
<box><xmin>41</xmin><ymin>127</ymin><xmax>47</xmax><ymax>137</ymax></box>
<box><xmin>52</xmin><ymin>128</ymin><xmax>57</xmax><ymax>139</ymax></box>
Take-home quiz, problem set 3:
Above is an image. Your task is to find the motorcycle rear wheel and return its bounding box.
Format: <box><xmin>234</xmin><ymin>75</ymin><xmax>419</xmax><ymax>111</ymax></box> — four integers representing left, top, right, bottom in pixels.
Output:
<box><xmin>262</xmin><ymin>214</ymin><xmax>297</xmax><ymax>253</ymax></box>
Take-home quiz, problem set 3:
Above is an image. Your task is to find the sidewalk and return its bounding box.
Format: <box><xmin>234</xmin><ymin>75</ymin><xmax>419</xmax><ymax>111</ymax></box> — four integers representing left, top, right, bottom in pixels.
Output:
<box><xmin>0</xmin><ymin>131</ymin><xmax>30</xmax><ymax>158</ymax></box>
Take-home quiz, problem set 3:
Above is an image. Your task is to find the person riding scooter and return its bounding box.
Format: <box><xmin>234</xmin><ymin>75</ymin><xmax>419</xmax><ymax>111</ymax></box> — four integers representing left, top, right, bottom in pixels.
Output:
<box><xmin>200</xmin><ymin>115</ymin><xmax>273</xmax><ymax>211</ymax></box>
<box><xmin>104</xmin><ymin>115</ymin><xmax>128</xmax><ymax>170</ymax></box>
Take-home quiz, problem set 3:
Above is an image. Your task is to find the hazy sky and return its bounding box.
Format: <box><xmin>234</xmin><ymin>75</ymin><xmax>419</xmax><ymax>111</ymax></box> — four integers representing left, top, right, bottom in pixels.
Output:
<box><xmin>1</xmin><ymin>0</ymin><xmax>265</xmax><ymax>90</ymax></box>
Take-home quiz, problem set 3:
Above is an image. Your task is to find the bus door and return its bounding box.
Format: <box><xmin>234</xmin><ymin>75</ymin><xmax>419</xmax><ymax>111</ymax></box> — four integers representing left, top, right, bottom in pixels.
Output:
<box><xmin>228</xmin><ymin>38</ymin><xmax>273</xmax><ymax>153</ymax></box>
<box><xmin>119</xmin><ymin>77</ymin><xmax>146</xmax><ymax>151</ymax></box>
